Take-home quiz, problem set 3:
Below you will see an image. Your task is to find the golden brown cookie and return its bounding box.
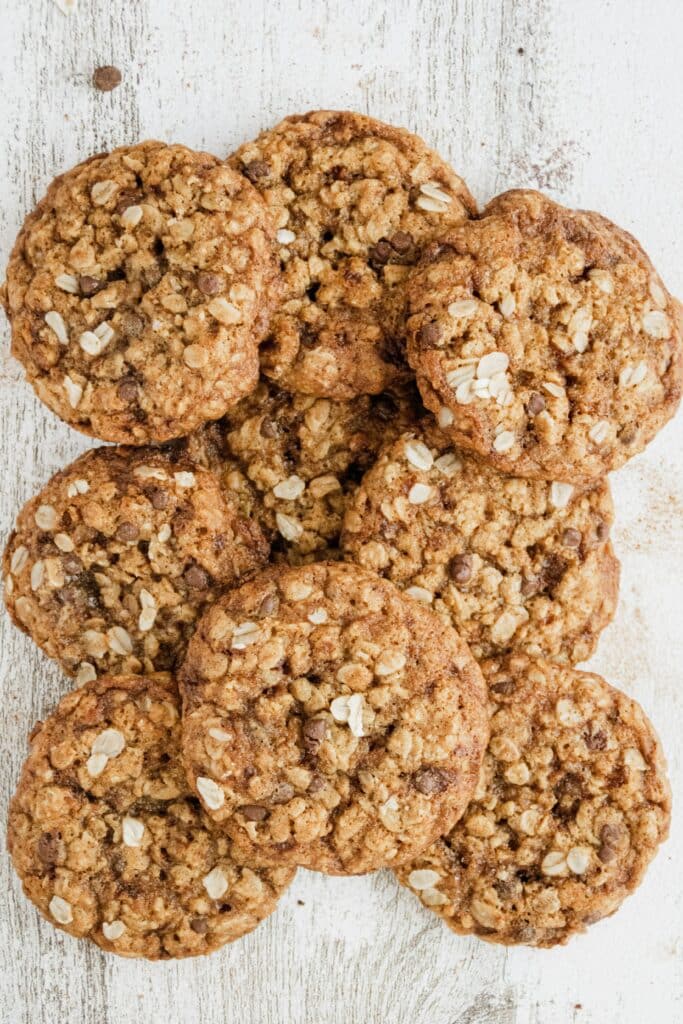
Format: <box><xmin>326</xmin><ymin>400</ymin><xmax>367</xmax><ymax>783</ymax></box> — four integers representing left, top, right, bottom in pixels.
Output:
<box><xmin>396</xmin><ymin>655</ymin><xmax>671</xmax><ymax>947</ymax></box>
<box><xmin>2</xmin><ymin>141</ymin><xmax>278</xmax><ymax>443</ymax></box>
<box><xmin>8</xmin><ymin>674</ymin><xmax>295</xmax><ymax>959</ymax></box>
<box><xmin>217</xmin><ymin>379</ymin><xmax>422</xmax><ymax>562</ymax></box>
<box><xmin>229</xmin><ymin>110</ymin><xmax>476</xmax><ymax>399</ymax></box>
<box><xmin>180</xmin><ymin>562</ymin><xmax>489</xmax><ymax>876</ymax></box>
<box><xmin>406</xmin><ymin>189</ymin><xmax>683</xmax><ymax>482</ymax></box>
<box><xmin>341</xmin><ymin>429</ymin><xmax>619</xmax><ymax>663</ymax></box>
<box><xmin>3</xmin><ymin>446</ymin><xmax>268</xmax><ymax>680</ymax></box>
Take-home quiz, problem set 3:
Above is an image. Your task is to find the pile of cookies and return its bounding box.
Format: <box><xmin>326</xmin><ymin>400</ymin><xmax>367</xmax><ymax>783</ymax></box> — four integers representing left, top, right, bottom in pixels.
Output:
<box><xmin>1</xmin><ymin>111</ymin><xmax>679</xmax><ymax>958</ymax></box>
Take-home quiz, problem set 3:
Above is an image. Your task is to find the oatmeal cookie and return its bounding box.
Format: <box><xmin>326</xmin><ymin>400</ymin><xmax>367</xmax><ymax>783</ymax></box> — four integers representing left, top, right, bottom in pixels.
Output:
<box><xmin>342</xmin><ymin>429</ymin><xmax>619</xmax><ymax>663</ymax></box>
<box><xmin>180</xmin><ymin>562</ymin><xmax>488</xmax><ymax>875</ymax></box>
<box><xmin>406</xmin><ymin>189</ymin><xmax>683</xmax><ymax>482</ymax></box>
<box><xmin>229</xmin><ymin>110</ymin><xmax>476</xmax><ymax>399</ymax></box>
<box><xmin>396</xmin><ymin>655</ymin><xmax>671</xmax><ymax>947</ymax></box>
<box><xmin>3</xmin><ymin>446</ymin><xmax>268</xmax><ymax>680</ymax></box>
<box><xmin>2</xmin><ymin>141</ymin><xmax>278</xmax><ymax>443</ymax></box>
<box><xmin>8</xmin><ymin>674</ymin><xmax>295</xmax><ymax>959</ymax></box>
<box><xmin>219</xmin><ymin>379</ymin><xmax>422</xmax><ymax>562</ymax></box>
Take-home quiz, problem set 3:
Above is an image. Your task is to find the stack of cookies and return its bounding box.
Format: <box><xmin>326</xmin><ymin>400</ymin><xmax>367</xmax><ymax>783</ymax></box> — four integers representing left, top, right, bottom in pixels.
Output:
<box><xmin>1</xmin><ymin>111</ymin><xmax>678</xmax><ymax>959</ymax></box>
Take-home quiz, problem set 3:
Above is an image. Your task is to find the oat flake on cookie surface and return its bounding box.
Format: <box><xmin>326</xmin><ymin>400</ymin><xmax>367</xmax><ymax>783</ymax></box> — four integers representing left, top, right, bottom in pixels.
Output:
<box><xmin>229</xmin><ymin>110</ymin><xmax>476</xmax><ymax>399</ymax></box>
<box><xmin>7</xmin><ymin>674</ymin><xmax>294</xmax><ymax>959</ymax></box>
<box><xmin>1</xmin><ymin>141</ymin><xmax>278</xmax><ymax>443</ymax></box>
<box><xmin>179</xmin><ymin>562</ymin><xmax>489</xmax><ymax>876</ymax></box>
<box><xmin>341</xmin><ymin>428</ymin><xmax>620</xmax><ymax>664</ymax></box>
<box><xmin>396</xmin><ymin>655</ymin><xmax>671</xmax><ymax>947</ymax></box>
<box><xmin>3</xmin><ymin>445</ymin><xmax>268</xmax><ymax>680</ymax></box>
<box><xmin>406</xmin><ymin>189</ymin><xmax>683</xmax><ymax>482</ymax></box>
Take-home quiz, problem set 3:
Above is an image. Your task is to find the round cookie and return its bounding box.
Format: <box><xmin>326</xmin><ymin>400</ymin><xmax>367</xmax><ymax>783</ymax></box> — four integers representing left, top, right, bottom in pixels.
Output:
<box><xmin>342</xmin><ymin>429</ymin><xmax>619</xmax><ymax>664</ymax></box>
<box><xmin>229</xmin><ymin>110</ymin><xmax>476</xmax><ymax>399</ymax></box>
<box><xmin>2</xmin><ymin>141</ymin><xmax>278</xmax><ymax>443</ymax></box>
<box><xmin>180</xmin><ymin>562</ymin><xmax>489</xmax><ymax>876</ymax></box>
<box><xmin>396</xmin><ymin>655</ymin><xmax>671</xmax><ymax>947</ymax></box>
<box><xmin>8</xmin><ymin>674</ymin><xmax>295</xmax><ymax>959</ymax></box>
<box><xmin>3</xmin><ymin>446</ymin><xmax>268</xmax><ymax>680</ymax></box>
<box><xmin>219</xmin><ymin>379</ymin><xmax>422</xmax><ymax>562</ymax></box>
<box><xmin>406</xmin><ymin>189</ymin><xmax>683</xmax><ymax>482</ymax></box>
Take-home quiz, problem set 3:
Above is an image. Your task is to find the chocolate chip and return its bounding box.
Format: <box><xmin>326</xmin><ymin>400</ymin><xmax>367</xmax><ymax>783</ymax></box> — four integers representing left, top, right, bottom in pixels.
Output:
<box><xmin>120</xmin><ymin>312</ymin><xmax>145</xmax><ymax>338</ymax></box>
<box><xmin>270</xmin><ymin>783</ymin><xmax>295</xmax><ymax>804</ymax></box>
<box><xmin>412</xmin><ymin>767</ymin><xmax>448</xmax><ymax>795</ymax></box>
<box><xmin>490</xmin><ymin>678</ymin><xmax>515</xmax><ymax>695</ymax></box>
<box><xmin>259</xmin><ymin>418</ymin><xmax>278</xmax><ymax>439</ymax></box>
<box><xmin>596</xmin><ymin>520</ymin><xmax>610</xmax><ymax>541</ymax></box>
<box><xmin>369</xmin><ymin>240</ymin><xmax>393</xmax><ymax>265</ymax></box>
<box><xmin>303</xmin><ymin>718</ymin><xmax>327</xmax><ymax>742</ymax></box>
<box><xmin>184</xmin><ymin>565</ymin><xmax>209</xmax><ymax>590</ymax></box>
<box><xmin>196</xmin><ymin>272</ymin><xmax>223</xmax><ymax>296</ymax></box>
<box><xmin>259</xmin><ymin>593</ymin><xmax>279</xmax><ymax>617</ymax></box>
<box><xmin>598</xmin><ymin>823</ymin><xmax>624</xmax><ymax>863</ymax></box>
<box><xmin>619</xmin><ymin>424</ymin><xmax>638</xmax><ymax>446</ymax></box>
<box><xmin>449</xmin><ymin>553</ymin><xmax>473</xmax><ymax>585</ymax></box>
<box><xmin>61</xmin><ymin>554</ymin><xmax>83</xmax><ymax>576</ymax></box>
<box><xmin>190</xmin><ymin>917</ymin><xmax>209</xmax><ymax>934</ymax></box>
<box><xmin>417</xmin><ymin>322</ymin><xmax>441</xmax><ymax>347</ymax></box>
<box><xmin>241</xmin><ymin>805</ymin><xmax>268</xmax><ymax>822</ymax></box>
<box><xmin>117</xmin><ymin>378</ymin><xmax>138</xmax><ymax>403</ymax></box>
<box><xmin>562</xmin><ymin>528</ymin><xmax>582</xmax><ymax>548</ymax></box>
<box><xmin>93</xmin><ymin>65</ymin><xmax>122</xmax><ymax>92</ymax></box>
<box><xmin>389</xmin><ymin>230</ymin><xmax>413</xmax><ymax>253</ymax></box>
<box><xmin>36</xmin><ymin>830</ymin><xmax>62</xmax><ymax>867</ymax></box>
<box><xmin>115</xmin><ymin>191</ymin><xmax>142</xmax><ymax>215</ymax></box>
<box><xmin>584</xmin><ymin>727</ymin><xmax>607</xmax><ymax>751</ymax></box>
<box><xmin>539</xmin><ymin>554</ymin><xmax>567</xmax><ymax>596</ymax></box>
<box><xmin>527</xmin><ymin>393</ymin><xmax>546</xmax><ymax>416</ymax></box>
<box><xmin>79</xmin><ymin>275</ymin><xmax>103</xmax><ymax>297</ymax></box>
<box><xmin>520</xmin><ymin>575</ymin><xmax>539</xmax><ymax>597</ymax></box>
<box><xmin>307</xmin><ymin>774</ymin><xmax>325</xmax><ymax>794</ymax></box>
<box><xmin>242</xmin><ymin>160</ymin><xmax>270</xmax><ymax>183</ymax></box>
<box><xmin>115</xmin><ymin>521</ymin><xmax>139</xmax><ymax>543</ymax></box>
<box><xmin>148</xmin><ymin>488</ymin><xmax>168</xmax><ymax>510</ymax></box>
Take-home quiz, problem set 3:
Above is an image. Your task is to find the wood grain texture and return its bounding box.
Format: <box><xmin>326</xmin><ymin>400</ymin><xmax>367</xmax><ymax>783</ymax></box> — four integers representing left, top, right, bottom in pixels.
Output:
<box><xmin>0</xmin><ymin>1</ymin><xmax>682</xmax><ymax>1022</ymax></box>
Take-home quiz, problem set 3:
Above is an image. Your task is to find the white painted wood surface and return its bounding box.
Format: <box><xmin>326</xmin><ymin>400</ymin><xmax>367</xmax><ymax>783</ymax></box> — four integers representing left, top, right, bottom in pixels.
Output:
<box><xmin>0</xmin><ymin>1</ymin><xmax>681</xmax><ymax>1021</ymax></box>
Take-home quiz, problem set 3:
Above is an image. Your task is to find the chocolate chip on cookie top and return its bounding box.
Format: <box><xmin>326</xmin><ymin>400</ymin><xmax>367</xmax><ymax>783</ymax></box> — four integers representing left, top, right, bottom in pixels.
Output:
<box><xmin>7</xmin><ymin>675</ymin><xmax>295</xmax><ymax>959</ymax></box>
<box><xmin>229</xmin><ymin>110</ymin><xmax>476</xmax><ymax>399</ymax></box>
<box><xmin>396</xmin><ymin>655</ymin><xmax>671</xmax><ymax>947</ymax></box>
<box><xmin>342</xmin><ymin>429</ymin><xmax>620</xmax><ymax>664</ymax></box>
<box><xmin>2</xmin><ymin>141</ymin><xmax>278</xmax><ymax>443</ymax></box>
<box><xmin>3</xmin><ymin>445</ymin><xmax>269</xmax><ymax>680</ymax></box>
<box><xmin>180</xmin><ymin>562</ymin><xmax>489</xmax><ymax>876</ymax></box>
<box><xmin>406</xmin><ymin>189</ymin><xmax>683</xmax><ymax>482</ymax></box>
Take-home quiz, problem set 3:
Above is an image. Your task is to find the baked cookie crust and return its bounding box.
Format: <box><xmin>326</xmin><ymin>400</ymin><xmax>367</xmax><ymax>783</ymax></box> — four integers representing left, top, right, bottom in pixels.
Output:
<box><xmin>180</xmin><ymin>562</ymin><xmax>488</xmax><ymax>875</ymax></box>
<box><xmin>396</xmin><ymin>655</ymin><xmax>671</xmax><ymax>947</ymax></box>
<box><xmin>230</xmin><ymin>110</ymin><xmax>476</xmax><ymax>399</ymax></box>
<box><xmin>406</xmin><ymin>189</ymin><xmax>683</xmax><ymax>482</ymax></box>
<box><xmin>2</xmin><ymin>141</ymin><xmax>278</xmax><ymax>443</ymax></box>
<box><xmin>8</xmin><ymin>674</ymin><xmax>295</xmax><ymax>959</ymax></box>
<box><xmin>3</xmin><ymin>445</ymin><xmax>268</xmax><ymax>680</ymax></box>
<box><xmin>342</xmin><ymin>429</ymin><xmax>619</xmax><ymax>663</ymax></box>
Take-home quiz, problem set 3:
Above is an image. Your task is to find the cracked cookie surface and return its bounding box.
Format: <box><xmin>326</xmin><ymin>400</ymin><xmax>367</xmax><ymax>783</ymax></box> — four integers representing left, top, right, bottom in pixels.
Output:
<box><xmin>406</xmin><ymin>189</ymin><xmax>683</xmax><ymax>482</ymax></box>
<box><xmin>342</xmin><ymin>429</ymin><xmax>619</xmax><ymax>663</ymax></box>
<box><xmin>2</xmin><ymin>141</ymin><xmax>277</xmax><ymax>443</ymax></box>
<box><xmin>230</xmin><ymin>110</ymin><xmax>476</xmax><ymax>399</ymax></box>
<box><xmin>3</xmin><ymin>446</ymin><xmax>268</xmax><ymax>680</ymax></box>
<box><xmin>8</xmin><ymin>674</ymin><xmax>294</xmax><ymax>959</ymax></box>
<box><xmin>396</xmin><ymin>655</ymin><xmax>670</xmax><ymax>947</ymax></box>
<box><xmin>179</xmin><ymin>562</ymin><xmax>488</xmax><ymax>875</ymax></box>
